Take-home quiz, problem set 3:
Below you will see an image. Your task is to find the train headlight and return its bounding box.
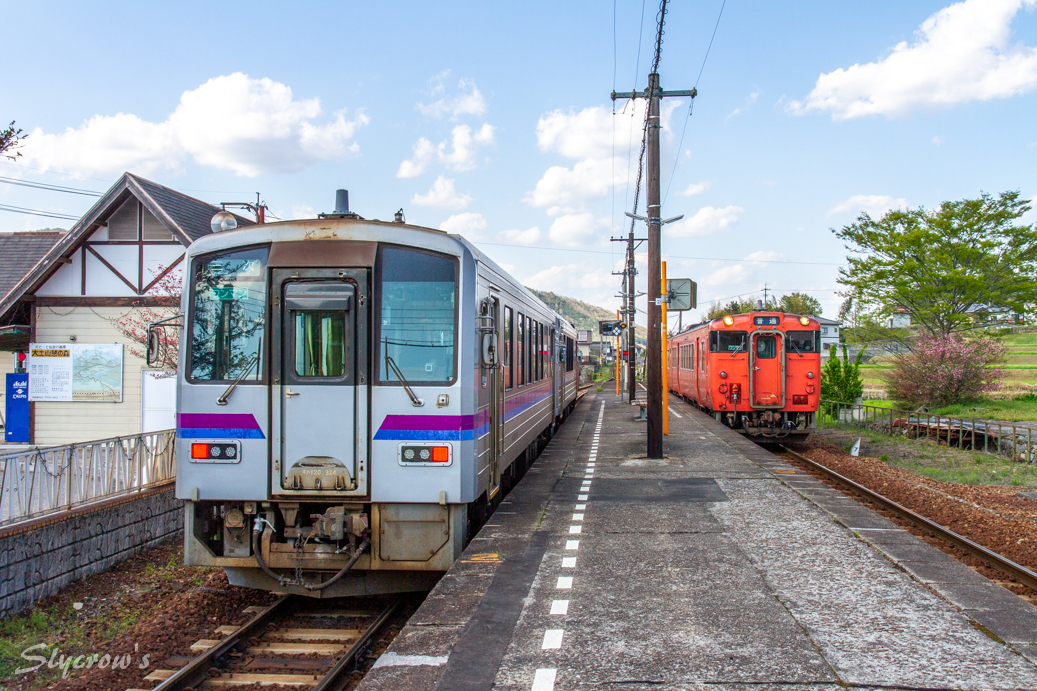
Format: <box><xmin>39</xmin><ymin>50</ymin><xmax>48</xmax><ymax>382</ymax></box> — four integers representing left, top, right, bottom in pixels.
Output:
<box><xmin>404</xmin><ymin>449</ymin><xmax>415</xmax><ymax>460</ymax></box>
<box><xmin>419</xmin><ymin>449</ymin><xmax>431</xmax><ymax>460</ymax></box>
<box><xmin>806</xmin><ymin>371</ymin><xmax>814</xmax><ymax>379</ymax></box>
<box><xmin>799</xmin><ymin>316</ymin><xmax>810</xmax><ymax>326</ymax></box>
<box><xmin>719</xmin><ymin>371</ymin><xmax>727</xmax><ymax>379</ymax></box>
<box><xmin>723</xmin><ymin>315</ymin><xmax>734</xmax><ymax>326</ymax></box>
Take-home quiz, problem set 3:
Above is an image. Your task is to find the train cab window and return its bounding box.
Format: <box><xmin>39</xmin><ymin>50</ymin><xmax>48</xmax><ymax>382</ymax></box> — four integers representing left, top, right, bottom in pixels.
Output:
<box><xmin>786</xmin><ymin>330</ymin><xmax>820</xmax><ymax>354</ymax></box>
<box><xmin>376</xmin><ymin>246</ymin><xmax>458</xmax><ymax>384</ymax></box>
<box><xmin>755</xmin><ymin>334</ymin><xmax>777</xmax><ymax>359</ymax></box>
<box><xmin>189</xmin><ymin>246</ymin><xmax>269</xmax><ymax>382</ymax></box>
<box><xmin>504</xmin><ymin>306</ymin><xmax>513</xmax><ymax>389</ymax></box>
<box><xmin>710</xmin><ymin>330</ymin><xmax>748</xmax><ymax>353</ymax></box>
<box><xmin>517</xmin><ymin>313</ymin><xmax>525</xmax><ymax>385</ymax></box>
<box><xmin>293</xmin><ymin>309</ymin><xmax>347</xmax><ymax>378</ymax></box>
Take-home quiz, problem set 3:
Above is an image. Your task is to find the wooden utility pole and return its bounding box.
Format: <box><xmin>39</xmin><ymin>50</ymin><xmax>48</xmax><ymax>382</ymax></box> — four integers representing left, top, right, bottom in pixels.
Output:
<box><xmin>662</xmin><ymin>260</ymin><xmax>668</xmax><ymax>435</ymax></box>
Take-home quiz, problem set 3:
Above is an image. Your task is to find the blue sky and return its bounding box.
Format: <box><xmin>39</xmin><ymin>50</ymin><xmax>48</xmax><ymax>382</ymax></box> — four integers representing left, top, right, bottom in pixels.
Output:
<box><xmin>3</xmin><ymin>0</ymin><xmax>1036</xmax><ymax>325</ymax></box>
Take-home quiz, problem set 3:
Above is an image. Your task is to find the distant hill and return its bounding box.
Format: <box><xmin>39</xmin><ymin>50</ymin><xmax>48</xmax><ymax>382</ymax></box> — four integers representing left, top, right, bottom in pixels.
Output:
<box><xmin>527</xmin><ymin>288</ymin><xmax>646</xmax><ymax>343</ymax></box>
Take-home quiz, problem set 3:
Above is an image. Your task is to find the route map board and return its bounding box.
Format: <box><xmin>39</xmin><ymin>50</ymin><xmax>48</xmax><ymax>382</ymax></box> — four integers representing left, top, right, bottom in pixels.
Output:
<box><xmin>28</xmin><ymin>343</ymin><xmax>124</xmax><ymax>402</ymax></box>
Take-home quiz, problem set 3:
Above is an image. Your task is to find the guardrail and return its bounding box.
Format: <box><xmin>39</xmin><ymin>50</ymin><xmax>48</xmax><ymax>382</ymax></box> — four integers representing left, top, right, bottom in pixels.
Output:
<box><xmin>0</xmin><ymin>430</ymin><xmax>176</xmax><ymax>527</ymax></box>
<box><xmin>819</xmin><ymin>400</ymin><xmax>1036</xmax><ymax>463</ymax></box>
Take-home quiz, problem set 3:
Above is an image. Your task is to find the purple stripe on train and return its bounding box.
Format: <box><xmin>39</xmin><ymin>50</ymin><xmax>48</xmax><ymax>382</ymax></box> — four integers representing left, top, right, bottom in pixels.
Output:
<box><xmin>177</xmin><ymin>413</ymin><xmax>266</xmax><ymax>440</ymax></box>
<box><xmin>374</xmin><ymin>384</ymin><xmax>555</xmax><ymax>441</ymax></box>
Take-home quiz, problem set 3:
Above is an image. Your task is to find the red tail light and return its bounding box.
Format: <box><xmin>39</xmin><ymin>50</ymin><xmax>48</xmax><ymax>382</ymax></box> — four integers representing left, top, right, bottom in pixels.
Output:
<box><xmin>793</xmin><ymin>395</ymin><xmax>808</xmax><ymax>405</ymax></box>
<box><xmin>191</xmin><ymin>443</ymin><xmax>209</xmax><ymax>459</ymax></box>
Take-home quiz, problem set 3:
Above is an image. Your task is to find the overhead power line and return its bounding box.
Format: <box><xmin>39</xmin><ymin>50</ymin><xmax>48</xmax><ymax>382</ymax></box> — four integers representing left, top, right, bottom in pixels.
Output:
<box><xmin>0</xmin><ymin>203</ymin><xmax>80</xmax><ymax>221</ymax></box>
<box><xmin>0</xmin><ymin>175</ymin><xmax>102</xmax><ymax>196</ymax></box>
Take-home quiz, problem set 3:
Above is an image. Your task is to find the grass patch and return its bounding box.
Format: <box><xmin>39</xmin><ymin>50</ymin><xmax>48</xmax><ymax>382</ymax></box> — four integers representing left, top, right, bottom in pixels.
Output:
<box><xmin>928</xmin><ymin>398</ymin><xmax>1037</xmax><ymax>423</ymax></box>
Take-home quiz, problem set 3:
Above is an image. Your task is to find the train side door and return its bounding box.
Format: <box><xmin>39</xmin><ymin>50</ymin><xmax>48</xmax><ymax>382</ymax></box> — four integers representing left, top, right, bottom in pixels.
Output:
<box><xmin>750</xmin><ymin>331</ymin><xmax>784</xmax><ymax>407</ymax></box>
<box><xmin>273</xmin><ymin>270</ymin><xmax>366</xmax><ymax>494</ymax></box>
<box><xmin>480</xmin><ymin>294</ymin><xmax>503</xmax><ymax>499</ymax></box>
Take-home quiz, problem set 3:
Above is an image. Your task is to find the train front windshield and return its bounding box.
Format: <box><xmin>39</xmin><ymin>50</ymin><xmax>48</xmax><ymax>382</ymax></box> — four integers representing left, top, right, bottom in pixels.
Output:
<box><xmin>189</xmin><ymin>247</ymin><xmax>269</xmax><ymax>382</ymax></box>
<box><xmin>376</xmin><ymin>246</ymin><xmax>458</xmax><ymax>385</ymax></box>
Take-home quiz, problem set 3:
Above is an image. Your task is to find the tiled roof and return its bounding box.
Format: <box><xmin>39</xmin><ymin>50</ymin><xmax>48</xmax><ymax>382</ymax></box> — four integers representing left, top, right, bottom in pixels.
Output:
<box><xmin>128</xmin><ymin>174</ymin><xmax>253</xmax><ymax>242</ymax></box>
<box><xmin>0</xmin><ymin>231</ymin><xmax>66</xmax><ymax>303</ymax></box>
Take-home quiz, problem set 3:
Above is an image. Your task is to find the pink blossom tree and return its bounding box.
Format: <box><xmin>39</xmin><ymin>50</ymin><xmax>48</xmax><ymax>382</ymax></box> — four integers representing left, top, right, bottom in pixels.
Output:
<box><xmin>110</xmin><ymin>267</ymin><xmax>183</xmax><ymax>371</ymax></box>
<box><xmin>884</xmin><ymin>334</ymin><xmax>1005</xmax><ymax>408</ymax></box>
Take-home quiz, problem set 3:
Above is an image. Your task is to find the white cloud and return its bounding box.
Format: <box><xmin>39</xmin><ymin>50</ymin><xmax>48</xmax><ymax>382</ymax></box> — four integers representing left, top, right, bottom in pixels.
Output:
<box><xmin>524</xmin><ymin>101</ymin><xmax>676</xmax><ymax>216</ymax></box>
<box><xmin>932</xmin><ymin>135</ymin><xmax>944</xmax><ymax>145</ymax></box>
<box><xmin>291</xmin><ymin>204</ymin><xmax>317</xmax><ymax>219</ymax></box>
<box><xmin>397</xmin><ymin>123</ymin><xmax>495</xmax><ymax>178</ymax></box>
<box><xmin>438</xmin><ymin>123</ymin><xmax>495</xmax><ymax>171</ymax></box>
<box><xmin>665</xmin><ymin>205</ymin><xmax>744</xmax><ymax>237</ymax></box>
<box><xmin>418</xmin><ymin>77</ymin><xmax>487</xmax><ymax>120</ymax></box>
<box><xmin>677</xmin><ymin>181</ymin><xmax>710</xmax><ymax>197</ymax></box>
<box><xmin>548</xmin><ymin>213</ymin><xmax>606</xmax><ymax>247</ymax></box>
<box><xmin>21</xmin><ymin>72</ymin><xmax>368</xmax><ymax>177</ymax></box>
<box><xmin>496</xmin><ymin>227</ymin><xmax>542</xmax><ymax>244</ymax></box>
<box><xmin>439</xmin><ymin>212</ymin><xmax>487</xmax><ymax>237</ymax></box>
<box><xmin>828</xmin><ymin>194</ymin><xmax>908</xmax><ymax>217</ymax></box>
<box><xmin>411</xmin><ymin>175</ymin><xmax>472</xmax><ymax>210</ymax></box>
<box><xmin>743</xmin><ymin>250</ymin><xmax>788</xmax><ymax>264</ymax></box>
<box><xmin>523</xmin><ymin>262</ymin><xmax>616</xmax><ymax>310</ymax></box>
<box><xmin>789</xmin><ymin>0</ymin><xmax>1037</xmax><ymax>120</ymax></box>
<box><xmin>397</xmin><ymin>137</ymin><xmax>436</xmax><ymax>178</ymax></box>
<box><xmin>726</xmin><ymin>90</ymin><xmax>760</xmax><ymax>121</ymax></box>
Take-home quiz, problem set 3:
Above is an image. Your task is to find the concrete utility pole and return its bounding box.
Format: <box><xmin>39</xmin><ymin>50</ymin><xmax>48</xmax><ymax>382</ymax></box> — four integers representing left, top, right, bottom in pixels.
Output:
<box><xmin>613</xmin><ymin>75</ymin><xmax>695</xmax><ymax>458</ymax></box>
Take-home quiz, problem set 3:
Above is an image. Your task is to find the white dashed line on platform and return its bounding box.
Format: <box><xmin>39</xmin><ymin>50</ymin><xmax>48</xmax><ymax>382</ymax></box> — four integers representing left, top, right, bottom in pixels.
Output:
<box><xmin>569</xmin><ymin>525</ymin><xmax>582</xmax><ymax>534</ymax></box>
<box><xmin>572</xmin><ymin>513</ymin><xmax>583</xmax><ymax>521</ymax></box>
<box><xmin>566</xmin><ymin>540</ymin><xmax>579</xmax><ymax>550</ymax></box>
<box><xmin>551</xmin><ymin>600</ymin><xmax>569</xmax><ymax>615</ymax></box>
<box><xmin>562</xmin><ymin>557</ymin><xmax>577</xmax><ymax>568</ymax></box>
<box><xmin>542</xmin><ymin>629</ymin><xmax>564</xmax><ymax>649</ymax></box>
<box><xmin>532</xmin><ymin>668</ymin><xmax>557</xmax><ymax>690</ymax></box>
<box><xmin>557</xmin><ymin>576</ymin><xmax>573</xmax><ymax>589</ymax></box>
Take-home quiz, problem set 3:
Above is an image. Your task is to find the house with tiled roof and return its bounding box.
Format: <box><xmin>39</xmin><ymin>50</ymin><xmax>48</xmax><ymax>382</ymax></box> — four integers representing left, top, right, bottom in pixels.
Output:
<box><xmin>0</xmin><ymin>173</ymin><xmax>252</xmax><ymax>445</ymax></box>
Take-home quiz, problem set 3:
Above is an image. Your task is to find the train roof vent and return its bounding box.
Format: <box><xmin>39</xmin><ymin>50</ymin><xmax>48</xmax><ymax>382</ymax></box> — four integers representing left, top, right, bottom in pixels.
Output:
<box><xmin>319</xmin><ymin>189</ymin><xmax>362</xmax><ymax>220</ymax></box>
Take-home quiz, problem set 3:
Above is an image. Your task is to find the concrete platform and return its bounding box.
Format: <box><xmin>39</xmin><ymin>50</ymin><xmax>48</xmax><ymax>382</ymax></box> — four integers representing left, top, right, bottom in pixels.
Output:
<box><xmin>358</xmin><ymin>392</ymin><xmax>1037</xmax><ymax>691</ymax></box>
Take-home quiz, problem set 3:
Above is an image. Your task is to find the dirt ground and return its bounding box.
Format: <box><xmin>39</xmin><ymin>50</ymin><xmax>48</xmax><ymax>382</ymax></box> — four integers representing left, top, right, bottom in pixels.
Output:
<box><xmin>788</xmin><ymin>430</ymin><xmax>1037</xmax><ymax>600</ymax></box>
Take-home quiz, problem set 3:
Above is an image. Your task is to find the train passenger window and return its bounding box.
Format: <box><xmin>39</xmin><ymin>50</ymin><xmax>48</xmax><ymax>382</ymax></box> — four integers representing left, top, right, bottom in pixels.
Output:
<box><xmin>517</xmin><ymin>313</ymin><xmax>525</xmax><ymax>385</ymax></box>
<box><xmin>755</xmin><ymin>334</ymin><xmax>777</xmax><ymax>359</ymax></box>
<box><xmin>533</xmin><ymin>322</ymin><xmax>539</xmax><ymax>381</ymax></box>
<box><xmin>294</xmin><ymin>310</ymin><xmax>347</xmax><ymax>377</ymax></box>
<box><xmin>710</xmin><ymin>331</ymin><xmax>748</xmax><ymax>353</ymax></box>
<box><xmin>525</xmin><ymin>316</ymin><xmax>532</xmax><ymax>383</ymax></box>
<box><xmin>786</xmin><ymin>330</ymin><xmax>819</xmax><ymax>354</ymax></box>
<box><xmin>376</xmin><ymin>246</ymin><xmax>458</xmax><ymax>384</ymax></box>
<box><xmin>504</xmin><ymin>306</ymin><xmax>513</xmax><ymax>389</ymax></box>
<box><xmin>189</xmin><ymin>245</ymin><xmax>269</xmax><ymax>382</ymax></box>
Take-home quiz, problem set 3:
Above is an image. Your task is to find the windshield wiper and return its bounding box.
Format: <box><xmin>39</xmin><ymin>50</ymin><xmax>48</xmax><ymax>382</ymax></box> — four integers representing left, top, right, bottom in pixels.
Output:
<box><xmin>385</xmin><ymin>354</ymin><xmax>424</xmax><ymax>407</ymax></box>
<box><xmin>217</xmin><ymin>341</ymin><xmax>261</xmax><ymax>405</ymax></box>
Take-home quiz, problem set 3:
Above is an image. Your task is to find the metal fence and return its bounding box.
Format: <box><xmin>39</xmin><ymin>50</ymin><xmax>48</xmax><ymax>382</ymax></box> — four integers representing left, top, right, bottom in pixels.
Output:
<box><xmin>819</xmin><ymin>400</ymin><xmax>1037</xmax><ymax>463</ymax></box>
<box><xmin>0</xmin><ymin>430</ymin><xmax>176</xmax><ymax>526</ymax></box>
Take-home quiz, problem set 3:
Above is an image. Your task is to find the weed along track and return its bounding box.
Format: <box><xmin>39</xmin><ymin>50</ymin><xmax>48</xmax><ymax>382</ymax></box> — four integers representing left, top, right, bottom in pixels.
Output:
<box><xmin>779</xmin><ymin>443</ymin><xmax>1037</xmax><ymax>601</ymax></box>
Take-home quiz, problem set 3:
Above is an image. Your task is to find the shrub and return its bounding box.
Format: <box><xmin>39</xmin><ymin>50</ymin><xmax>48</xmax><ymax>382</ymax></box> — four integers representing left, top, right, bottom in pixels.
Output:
<box><xmin>884</xmin><ymin>334</ymin><xmax>1005</xmax><ymax>408</ymax></box>
<box><xmin>821</xmin><ymin>344</ymin><xmax>865</xmax><ymax>402</ymax></box>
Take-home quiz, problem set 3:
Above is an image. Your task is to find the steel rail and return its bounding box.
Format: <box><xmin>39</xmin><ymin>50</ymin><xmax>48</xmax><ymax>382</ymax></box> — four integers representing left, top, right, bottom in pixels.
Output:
<box><xmin>312</xmin><ymin>599</ymin><xmax>403</xmax><ymax>691</ymax></box>
<box><xmin>779</xmin><ymin>445</ymin><xmax>1037</xmax><ymax>593</ymax></box>
<box><xmin>152</xmin><ymin>593</ymin><xmax>295</xmax><ymax>691</ymax></box>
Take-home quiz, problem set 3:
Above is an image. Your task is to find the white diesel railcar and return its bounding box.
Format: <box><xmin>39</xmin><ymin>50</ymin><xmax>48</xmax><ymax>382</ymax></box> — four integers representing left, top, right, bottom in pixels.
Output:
<box><xmin>155</xmin><ymin>200</ymin><xmax>578</xmax><ymax>597</ymax></box>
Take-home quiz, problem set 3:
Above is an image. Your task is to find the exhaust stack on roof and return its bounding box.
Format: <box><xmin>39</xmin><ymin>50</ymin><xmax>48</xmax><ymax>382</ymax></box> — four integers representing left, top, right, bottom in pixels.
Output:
<box><xmin>319</xmin><ymin>189</ymin><xmax>361</xmax><ymax>219</ymax></box>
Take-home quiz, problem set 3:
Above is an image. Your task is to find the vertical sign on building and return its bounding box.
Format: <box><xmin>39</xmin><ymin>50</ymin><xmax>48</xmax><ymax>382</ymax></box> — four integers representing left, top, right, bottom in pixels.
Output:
<box><xmin>4</xmin><ymin>373</ymin><xmax>30</xmax><ymax>442</ymax></box>
<box><xmin>28</xmin><ymin>344</ymin><xmax>74</xmax><ymax>401</ymax></box>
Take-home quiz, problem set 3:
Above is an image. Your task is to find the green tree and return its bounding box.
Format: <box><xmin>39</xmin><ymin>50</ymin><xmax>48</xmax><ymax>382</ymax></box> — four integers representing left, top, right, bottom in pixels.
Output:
<box><xmin>777</xmin><ymin>292</ymin><xmax>822</xmax><ymax>316</ymax></box>
<box><xmin>834</xmin><ymin>191</ymin><xmax>1037</xmax><ymax>336</ymax></box>
<box><xmin>1</xmin><ymin>121</ymin><xmax>26</xmax><ymax>160</ymax></box>
<box><xmin>821</xmin><ymin>344</ymin><xmax>865</xmax><ymax>402</ymax></box>
<box><xmin>705</xmin><ymin>298</ymin><xmax>758</xmax><ymax>320</ymax></box>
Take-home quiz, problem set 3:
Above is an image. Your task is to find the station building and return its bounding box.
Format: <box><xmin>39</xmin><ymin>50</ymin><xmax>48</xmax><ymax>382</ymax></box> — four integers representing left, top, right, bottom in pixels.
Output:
<box><xmin>0</xmin><ymin>173</ymin><xmax>251</xmax><ymax>446</ymax></box>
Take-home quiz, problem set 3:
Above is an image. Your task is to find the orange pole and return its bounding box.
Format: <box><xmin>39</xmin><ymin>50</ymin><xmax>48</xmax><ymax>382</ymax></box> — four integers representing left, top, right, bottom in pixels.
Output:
<box><xmin>616</xmin><ymin>309</ymin><xmax>621</xmax><ymax>396</ymax></box>
<box><xmin>662</xmin><ymin>261</ymin><xmax>668</xmax><ymax>435</ymax></box>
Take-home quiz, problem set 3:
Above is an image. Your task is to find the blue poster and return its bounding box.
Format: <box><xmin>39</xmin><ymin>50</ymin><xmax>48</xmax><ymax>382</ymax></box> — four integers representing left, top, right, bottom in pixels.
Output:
<box><xmin>5</xmin><ymin>373</ymin><xmax>30</xmax><ymax>443</ymax></box>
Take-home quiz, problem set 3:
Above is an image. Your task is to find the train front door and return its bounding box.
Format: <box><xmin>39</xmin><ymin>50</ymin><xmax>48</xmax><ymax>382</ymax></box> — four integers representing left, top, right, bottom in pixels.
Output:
<box><xmin>273</xmin><ymin>270</ymin><xmax>368</xmax><ymax>495</ymax></box>
<box><xmin>750</xmin><ymin>331</ymin><xmax>784</xmax><ymax>408</ymax></box>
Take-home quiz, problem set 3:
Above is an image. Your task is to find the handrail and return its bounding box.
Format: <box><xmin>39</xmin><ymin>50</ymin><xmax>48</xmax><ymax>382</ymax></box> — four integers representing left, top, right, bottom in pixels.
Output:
<box><xmin>819</xmin><ymin>399</ymin><xmax>1034</xmax><ymax>463</ymax></box>
<box><xmin>0</xmin><ymin>429</ymin><xmax>177</xmax><ymax>527</ymax></box>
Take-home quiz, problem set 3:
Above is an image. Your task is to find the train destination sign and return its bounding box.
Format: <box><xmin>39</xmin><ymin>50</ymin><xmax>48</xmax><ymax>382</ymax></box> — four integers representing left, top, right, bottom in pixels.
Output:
<box><xmin>599</xmin><ymin>320</ymin><xmax>626</xmax><ymax>337</ymax></box>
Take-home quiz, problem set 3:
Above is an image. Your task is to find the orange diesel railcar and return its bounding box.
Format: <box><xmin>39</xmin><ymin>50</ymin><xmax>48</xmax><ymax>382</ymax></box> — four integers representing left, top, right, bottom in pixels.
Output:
<box><xmin>667</xmin><ymin>312</ymin><xmax>821</xmax><ymax>440</ymax></box>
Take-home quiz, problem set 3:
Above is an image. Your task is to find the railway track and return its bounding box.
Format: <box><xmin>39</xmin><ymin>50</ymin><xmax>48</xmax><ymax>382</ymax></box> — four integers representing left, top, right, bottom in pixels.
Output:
<box><xmin>137</xmin><ymin>596</ymin><xmax>401</xmax><ymax>691</ymax></box>
<box><xmin>778</xmin><ymin>445</ymin><xmax>1037</xmax><ymax>593</ymax></box>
